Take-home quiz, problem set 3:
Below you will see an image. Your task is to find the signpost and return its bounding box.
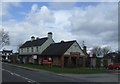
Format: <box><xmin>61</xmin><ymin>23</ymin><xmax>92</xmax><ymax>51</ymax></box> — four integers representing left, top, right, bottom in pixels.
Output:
<box><xmin>70</xmin><ymin>52</ymin><xmax>80</xmax><ymax>57</ymax></box>
<box><xmin>33</xmin><ymin>55</ymin><xmax>37</xmax><ymax>64</ymax></box>
<box><xmin>90</xmin><ymin>52</ymin><xmax>93</xmax><ymax>68</ymax></box>
<box><xmin>41</xmin><ymin>57</ymin><xmax>52</xmax><ymax>67</ymax></box>
<box><xmin>33</xmin><ymin>55</ymin><xmax>37</xmax><ymax>59</ymax></box>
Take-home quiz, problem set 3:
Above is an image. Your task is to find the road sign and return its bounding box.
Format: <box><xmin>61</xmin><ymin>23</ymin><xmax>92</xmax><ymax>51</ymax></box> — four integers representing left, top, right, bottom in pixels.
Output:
<box><xmin>33</xmin><ymin>55</ymin><xmax>37</xmax><ymax>59</ymax></box>
<box><xmin>90</xmin><ymin>52</ymin><xmax>93</xmax><ymax>58</ymax></box>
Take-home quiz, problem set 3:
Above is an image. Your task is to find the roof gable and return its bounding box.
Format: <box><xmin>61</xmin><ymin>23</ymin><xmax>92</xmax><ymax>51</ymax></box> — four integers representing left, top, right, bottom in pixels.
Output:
<box><xmin>64</xmin><ymin>41</ymin><xmax>85</xmax><ymax>56</ymax></box>
<box><xmin>41</xmin><ymin>40</ymin><xmax>76</xmax><ymax>56</ymax></box>
<box><xmin>20</xmin><ymin>37</ymin><xmax>48</xmax><ymax>48</ymax></box>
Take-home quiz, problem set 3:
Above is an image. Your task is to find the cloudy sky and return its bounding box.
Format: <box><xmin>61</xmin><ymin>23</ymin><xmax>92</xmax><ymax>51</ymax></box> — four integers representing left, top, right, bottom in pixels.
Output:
<box><xmin>1</xmin><ymin>1</ymin><xmax>118</xmax><ymax>52</ymax></box>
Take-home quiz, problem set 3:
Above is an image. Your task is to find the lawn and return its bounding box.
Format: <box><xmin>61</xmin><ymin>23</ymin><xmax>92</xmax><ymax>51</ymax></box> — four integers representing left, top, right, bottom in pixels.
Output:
<box><xmin>10</xmin><ymin>62</ymin><xmax>108</xmax><ymax>74</ymax></box>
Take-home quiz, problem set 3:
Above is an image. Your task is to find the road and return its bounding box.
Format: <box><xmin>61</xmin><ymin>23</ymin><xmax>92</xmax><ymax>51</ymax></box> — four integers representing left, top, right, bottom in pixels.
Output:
<box><xmin>1</xmin><ymin>63</ymin><xmax>119</xmax><ymax>84</ymax></box>
<box><xmin>1</xmin><ymin>63</ymin><xmax>88</xmax><ymax>84</ymax></box>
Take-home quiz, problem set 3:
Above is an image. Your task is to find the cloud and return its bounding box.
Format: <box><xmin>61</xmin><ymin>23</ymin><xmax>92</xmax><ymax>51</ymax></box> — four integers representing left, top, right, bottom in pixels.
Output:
<box><xmin>26</xmin><ymin>5</ymin><xmax>55</xmax><ymax>24</ymax></box>
<box><xmin>48</xmin><ymin>2</ymin><xmax>77</xmax><ymax>10</ymax></box>
<box><xmin>31</xmin><ymin>4</ymin><xmax>38</xmax><ymax>12</ymax></box>
<box><xmin>0</xmin><ymin>2</ymin><xmax>22</xmax><ymax>16</ymax></box>
<box><xmin>2</xmin><ymin>0</ymin><xmax>119</xmax><ymax>2</ymax></box>
<box><xmin>68</xmin><ymin>3</ymin><xmax>118</xmax><ymax>49</ymax></box>
<box><xmin>3</xmin><ymin>0</ymin><xmax>23</xmax><ymax>2</ymax></box>
<box><xmin>2</xmin><ymin>2</ymin><xmax>118</xmax><ymax>52</ymax></box>
<box><xmin>0</xmin><ymin>3</ymin><xmax>8</xmax><ymax>16</ymax></box>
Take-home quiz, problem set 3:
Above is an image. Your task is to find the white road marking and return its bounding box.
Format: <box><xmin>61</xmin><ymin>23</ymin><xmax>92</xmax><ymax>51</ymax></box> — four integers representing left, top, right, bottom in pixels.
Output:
<box><xmin>2</xmin><ymin>68</ymin><xmax>40</xmax><ymax>84</ymax></box>
<box><xmin>10</xmin><ymin>72</ymin><xmax>14</xmax><ymax>75</ymax></box>
<box><xmin>28</xmin><ymin>81</ymin><xmax>32</xmax><ymax>82</ymax></box>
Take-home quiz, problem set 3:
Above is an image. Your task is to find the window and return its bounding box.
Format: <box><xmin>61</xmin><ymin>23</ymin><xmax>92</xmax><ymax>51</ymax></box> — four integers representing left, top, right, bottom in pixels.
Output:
<box><xmin>27</xmin><ymin>47</ymin><xmax>29</xmax><ymax>53</ymax></box>
<box><xmin>21</xmin><ymin>48</ymin><xmax>23</xmax><ymax>53</ymax></box>
<box><xmin>74</xmin><ymin>44</ymin><xmax>77</xmax><ymax>47</ymax></box>
<box><xmin>5</xmin><ymin>53</ymin><xmax>7</xmax><ymax>55</ymax></box>
<box><xmin>36</xmin><ymin>46</ymin><xmax>39</xmax><ymax>52</ymax></box>
<box><xmin>10</xmin><ymin>53</ymin><xmax>12</xmax><ymax>55</ymax></box>
<box><xmin>31</xmin><ymin>47</ymin><xmax>33</xmax><ymax>52</ymax></box>
<box><xmin>7</xmin><ymin>53</ymin><xmax>9</xmax><ymax>56</ymax></box>
<box><xmin>9</xmin><ymin>53</ymin><xmax>11</xmax><ymax>55</ymax></box>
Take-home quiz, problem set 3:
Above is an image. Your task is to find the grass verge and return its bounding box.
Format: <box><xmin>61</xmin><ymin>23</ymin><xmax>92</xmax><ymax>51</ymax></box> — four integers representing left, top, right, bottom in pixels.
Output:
<box><xmin>9</xmin><ymin>62</ymin><xmax>108</xmax><ymax>74</ymax></box>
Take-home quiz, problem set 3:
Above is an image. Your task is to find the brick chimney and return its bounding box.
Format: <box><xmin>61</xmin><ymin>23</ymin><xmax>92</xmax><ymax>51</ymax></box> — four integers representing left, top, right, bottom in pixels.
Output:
<box><xmin>83</xmin><ymin>46</ymin><xmax>87</xmax><ymax>53</ymax></box>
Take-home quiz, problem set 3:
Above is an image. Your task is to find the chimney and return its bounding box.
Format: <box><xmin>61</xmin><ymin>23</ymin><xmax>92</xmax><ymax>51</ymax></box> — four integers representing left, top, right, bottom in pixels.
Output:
<box><xmin>48</xmin><ymin>32</ymin><xmax>52</xmax><ymax>39</ymax></box>
<box><xmin>36</xmin><ymin>37</ymin><xmax>39</xmax><ymax>40</ymax></box>
<box><xmin>31</xmin><ymin>36</ymin><xmax>35</xmax><ymax>41</ymax></box>
<box><xmin>83</xmin><ymin>46</ymin><xmax>87</xmax><ymax>53</ymax></box>
<box><xmin>61</xmin><ymin>40</ymin><xmax>64</xmax><ymax>43</ymax></box>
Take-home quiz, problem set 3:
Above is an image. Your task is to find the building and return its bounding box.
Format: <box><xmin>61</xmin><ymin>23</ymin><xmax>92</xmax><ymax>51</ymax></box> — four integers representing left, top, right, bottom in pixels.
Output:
<box><xmin>19</xmin><ymin>32</ymin><xmax>54</xmax><ymax>64</ymax></box>
<box><xmin>10</xmin><ymin>52</ymin><xmax>19</xmax><ymax>63</ymax></box>
<box><xmin>19</xmin><ymin>32</ymin><xmax>87</xmax><ymax>67</ymax></box>
<box><xmin>1</xmin><ymin>49</ymin><xmax>13</xmax><ymax>60</ymax></box>
<box><xmin>0</xmin><ymin>51</ymin><xmax>2</xmax><ymax>61</ymax></box>
<box><xmin>103</xmin><ymin>51</ymin><xmax>120</xmax><ymax>67</ymax></box>
<box><xmin>86</xmin><ymin>51</ymin><xmax>120</xmax><ymax>68</ymax></box>
<box><xmin>41</xmin><ymin>40</ymin><xmax>87</xmax><ymax>67</ymax></box>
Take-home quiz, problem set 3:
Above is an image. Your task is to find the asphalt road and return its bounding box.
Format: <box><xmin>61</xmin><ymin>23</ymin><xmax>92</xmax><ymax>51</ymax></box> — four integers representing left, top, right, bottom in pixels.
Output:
<box><xmin>1</xmin><ymin>63</ymin><xmax>88</xmax><ymax>84</ymax></box>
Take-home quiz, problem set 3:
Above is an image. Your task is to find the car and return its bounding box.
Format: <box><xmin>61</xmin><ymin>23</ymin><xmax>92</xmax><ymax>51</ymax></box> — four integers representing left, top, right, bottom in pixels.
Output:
<box><xmin>7</xmin><ymin>59</ymin><xmax>11</xmax><ymax>63</ymax></box>
<box><xmin>2</xmin><ymin>59</ymin><xmax>11</xmax><ymax>63</ymax></box>
<box><xmin>107</xmin><ymin>63</ymin><xmax>120</xmax><ymax>70</ymax></box>
<box><xmin>2</xmin><ymin>58</ymin><xmax>5</xmax><ymax>62</ymax></box>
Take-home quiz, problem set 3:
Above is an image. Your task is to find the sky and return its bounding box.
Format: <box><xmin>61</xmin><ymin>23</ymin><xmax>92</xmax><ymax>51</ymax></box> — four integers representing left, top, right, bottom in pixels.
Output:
<box><xmin>0</xmin><ymin>1</ymin><xmax>118</xmax><ymax>53</ymax></box>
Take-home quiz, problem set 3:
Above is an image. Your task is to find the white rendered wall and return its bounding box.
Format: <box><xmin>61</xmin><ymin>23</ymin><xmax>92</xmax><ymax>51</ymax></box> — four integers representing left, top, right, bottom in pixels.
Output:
<box><xmin>19</xmin><ymin>38</ymin><xmax>54</xmax><ymax>55</ymax></box>
<box><xmin>64</xmin><ymin>42</ymin><xmax>85</xmax><ymax>56</ymax></box>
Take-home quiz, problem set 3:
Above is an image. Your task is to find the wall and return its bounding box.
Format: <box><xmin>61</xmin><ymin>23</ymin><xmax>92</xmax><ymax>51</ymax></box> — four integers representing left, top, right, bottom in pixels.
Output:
<box><xmin>64</xmin><ymin>42</ymin><xmax>85</xmax><ymax>56</ymax></box>
<box><xmin>39</xmin><ymin>38</ymin><xmax>54</xmax><ymax>53</ymax></box>
<box><xmin>19</xmin><ymin>38</ymin><xmax>54</xmax><ymax>55</ymax></box>
<box><xmin>52</xmin><ymin>57</ymin><xmax>61</xmax><ymax>66</ymax></box>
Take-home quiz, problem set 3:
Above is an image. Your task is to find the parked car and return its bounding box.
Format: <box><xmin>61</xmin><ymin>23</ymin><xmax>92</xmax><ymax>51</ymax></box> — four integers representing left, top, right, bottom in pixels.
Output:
<box><xmin>7</xmin><ymin>59</ymin><xmax>11</xmax><ymax>63</ymax></box>
<box><xmin>2</xmin><ymin>59</ymin><xmax>11</xmax><ymax>63</ymax></box>
<box><xmin>107</xmin><ymin>63</ymin><xmax>120</xmax><ymax>70</ymax></box>
<box><xmin>2</xmin><ymin>58</ymin><xmax>5</xmax><ymax>62</ymax></box>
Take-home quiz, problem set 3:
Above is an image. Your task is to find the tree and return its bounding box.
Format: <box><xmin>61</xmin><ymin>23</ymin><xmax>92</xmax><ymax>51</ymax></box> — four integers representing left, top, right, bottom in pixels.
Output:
<box><xmin>91</xmin><ymin>46</ymin><xmax>102</xmax><ymax>57</ymax></box>
<box><xmin>91</xmin><ymin>46</ymin><xmax>111</xmax><ymax>67</ymax></box>
<box><xmin>0</xmin><ymin>28</ymin><xmax>10</xmax><ymax>49</ymax></box>
<box><xmin>16</xmin><ymin>43</ymin><xmax>23</xmax><ymax>52</ymax></box>
<box><xmin>91</xmin><ymin>46</ymin><xmax>110</xmax><ymax>57</ymax></box>
<box><xmin>101</xmin><ymin>47</ymin><xmax>111</xmax><ymax>56</ymax></box>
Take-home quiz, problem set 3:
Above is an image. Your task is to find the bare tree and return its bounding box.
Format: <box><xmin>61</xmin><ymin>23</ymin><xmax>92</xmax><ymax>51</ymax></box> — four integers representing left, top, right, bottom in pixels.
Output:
<box><xmin>101</xmin><ymin>47</ymin><xmax>111</xmax><ymax>56</ymax></box>
<box><xmin>16</xmin><ymin>43</ymin><xmax>23</xmax><ymax>52</ymax></box>
<box><xmin>91</xmin><ymin>46</ymin><xmax>111</xmax><ymax>57</ymax></box>
<box><xmin>0</xmin><ymin>29</ymin><xmax>10</xmax><ymax>49</ymax></box>
<box><xmin>91</xmin><ymin>46</ymin><xmax>102</xmax><ymax>57</ymax></box>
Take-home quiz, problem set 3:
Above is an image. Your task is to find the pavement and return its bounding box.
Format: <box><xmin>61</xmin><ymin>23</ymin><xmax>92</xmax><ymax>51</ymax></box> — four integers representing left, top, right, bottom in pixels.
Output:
<box><xmin>1</xmin><ymin>62</ymin><xmax>120</xmax><ymax>84</ymax></box>
<box><xmin>58</xmin><ymin>73</ymin><xmax>119</xmax><ymax>82</ymax></box>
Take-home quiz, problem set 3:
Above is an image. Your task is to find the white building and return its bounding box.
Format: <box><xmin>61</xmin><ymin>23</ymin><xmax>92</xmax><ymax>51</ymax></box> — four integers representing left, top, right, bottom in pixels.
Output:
<box><xmin>19</xmin><ymin>32</ymin><xmax>87</xmax><ymax>67</ymax></box>
<box><xmin>19</xmin><ymin>32</ymin><xmax>54</xmax><ymax>64</ymax></box>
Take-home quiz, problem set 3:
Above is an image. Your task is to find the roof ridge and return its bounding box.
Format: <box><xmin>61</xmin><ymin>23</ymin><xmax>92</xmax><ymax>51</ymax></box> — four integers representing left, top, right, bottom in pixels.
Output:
<box><xmin>20</xmin><ymin>37</ymin><xmax>48</xmax><ymax>48</ymax></box>
<box><xmin>51</xmin><ymin>40</ymin><xmax>76</xmax><ymax>45</ymax></box>
<box><xmin>41</xmin><ymin>40</ymin><xmax>75</xmax><ymax>56</ymax></box>
<box><xmin>27</xmin><ymin>37</ymin><xmax>48</xmax><ymax>42</ymax></box>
